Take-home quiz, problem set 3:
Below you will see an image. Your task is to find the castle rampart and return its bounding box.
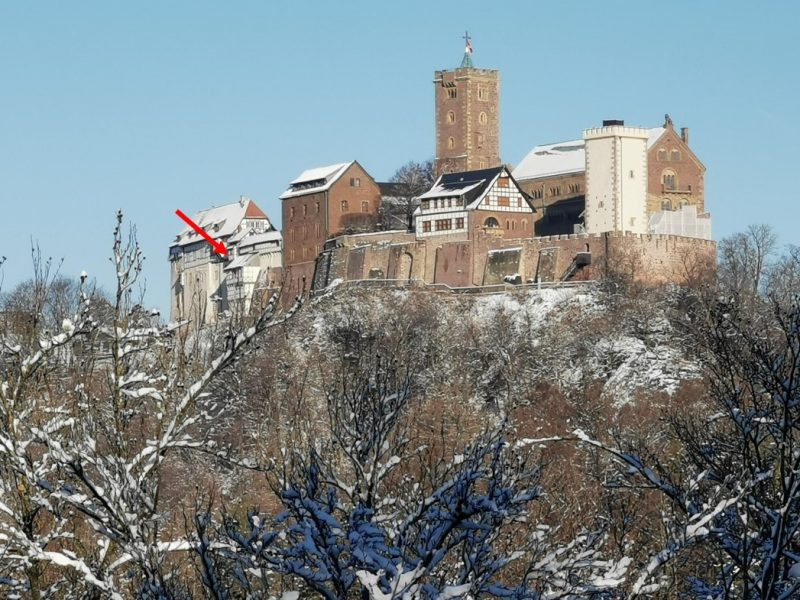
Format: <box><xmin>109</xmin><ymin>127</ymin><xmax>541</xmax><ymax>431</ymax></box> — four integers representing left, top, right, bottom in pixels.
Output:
<box><xmin>311</xmin><ymin>230</ymin><xmax>716</xmax><ymax>294</ymax></box>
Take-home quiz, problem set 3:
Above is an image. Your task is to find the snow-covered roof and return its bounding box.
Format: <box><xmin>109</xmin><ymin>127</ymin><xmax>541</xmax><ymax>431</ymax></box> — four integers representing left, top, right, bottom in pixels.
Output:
<box><xmin>239</xmin><ymin>229</ymin><xmax>283</xmax><ymax>248</ymax></box>
<box><xmin>281</xmin><ymin>162</ymin><xmax>353</xmax><ymax>199</ymax></box>
<box><xmin>223</xmin><ymin>254</ymin><xmax>255</xmax><ymax>271</ymax></box>
<box><xmin>512</xmin><ymin>140</ymin><xmax>586</xmax><ymax>181</ymax></box>
<box><xmin>513</xmin><ymin>127</ymin><xmax>666</xmax><ymax>182</ymax></box>
<box><xmin>172</xmin><ymin>198</ymin><xmax>269</xmax><ymax>248</ymax></box>
<box><xmin>647</xmin><ymin>127</ymin><xmax>666</xmax><ymax>147</ymax></box>
<box><xmin>228</xmin><ymin>228</ymin><xmax>282</xmax><ymax>246</ymax></box>
<box><xmin>418</xmin><ymin>166</ymin><xmax>505</xmax><ymax>206</ymax></box>
<box><xmin>417</xmin><ymin>180</ymin><xmax>484</xmax><ymax>201</ymax></box>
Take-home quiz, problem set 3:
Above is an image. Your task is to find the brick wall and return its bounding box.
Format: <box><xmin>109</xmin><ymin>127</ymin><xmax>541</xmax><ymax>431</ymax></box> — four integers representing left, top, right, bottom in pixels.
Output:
<box><xmin>327</xmin><ymin>163</ymin><xmax>382</xmax><ymax>237</ymax></box>
<box><xmin>647</xmin><ymin>126</ymin><xmax>705</xmax><ymax>214</ymax></box>
<box><xmin>468</xmin><ymin>209</ymin><xmax>534</xmax><ymax>239</ymax></box>
<box><xmin>434</xmin><ymin>68</ymin><xmax>501</xmax><ymax>176</ymax></box>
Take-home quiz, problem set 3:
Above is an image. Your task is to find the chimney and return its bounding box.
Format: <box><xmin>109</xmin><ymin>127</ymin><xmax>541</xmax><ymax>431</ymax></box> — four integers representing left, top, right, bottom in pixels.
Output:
<box><xmin>681</xmin><ymin>127</ymin><xmax>690</xmax><ymax>145</ymax></box>
<box><xmin>602</xmin><ymin>119</ymin><xmax>624</xmax><ymax>127</ymax></box>
<box><xmin>239</xmin><ymin>195</ymin><xmax>246</xmax><ymax>207</ymax></box>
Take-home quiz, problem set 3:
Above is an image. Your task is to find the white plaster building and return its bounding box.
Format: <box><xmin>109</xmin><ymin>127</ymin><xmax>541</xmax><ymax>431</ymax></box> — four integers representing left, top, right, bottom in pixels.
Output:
<box><xmin>169</xmin><ymin>197</ymin><xmax>282</xmax><ymax>325</ymax></box>
<box><xmin>583</xmin><ymin>121</ymin><xmax>649</xmax><ymax>234</ymax></box>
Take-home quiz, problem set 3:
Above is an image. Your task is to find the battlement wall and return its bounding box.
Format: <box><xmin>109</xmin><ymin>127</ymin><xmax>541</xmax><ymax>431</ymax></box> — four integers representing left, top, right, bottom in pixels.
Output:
<box><xmin>310</xmin><ymin>230</ymin><xmax>716</xmax><ymax>293</ymax></box>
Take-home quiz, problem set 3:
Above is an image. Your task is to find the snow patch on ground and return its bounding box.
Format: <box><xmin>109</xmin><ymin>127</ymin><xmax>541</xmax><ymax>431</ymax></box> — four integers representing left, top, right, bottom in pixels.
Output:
<box><xmin>593</xmin><ymin>336</ymin><xmax>700</xmax><ymax>406</ymax></box>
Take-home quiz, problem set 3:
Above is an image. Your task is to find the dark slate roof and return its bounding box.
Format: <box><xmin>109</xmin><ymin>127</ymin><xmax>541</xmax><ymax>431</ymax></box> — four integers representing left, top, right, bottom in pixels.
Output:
<box><xmin>378</xmin><ymin>182</ymin><xmax>406</xmax><ymax>197</ymax></box>
<box><xmin>419</xmin><ymin>166</ymin><xmax>504</xmax><ymax>205</ymax></box>
<box><xmin>419</xmin><ymin>166</ymin><xmax>536</xmax><ymax>211</ymax></box>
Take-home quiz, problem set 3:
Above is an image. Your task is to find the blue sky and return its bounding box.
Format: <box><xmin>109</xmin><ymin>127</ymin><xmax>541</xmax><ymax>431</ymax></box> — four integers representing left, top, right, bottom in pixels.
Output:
<box><xmin>1</xmin><ymin>1</ymin><xmax>798</xmax><ymax>313</ymax></box>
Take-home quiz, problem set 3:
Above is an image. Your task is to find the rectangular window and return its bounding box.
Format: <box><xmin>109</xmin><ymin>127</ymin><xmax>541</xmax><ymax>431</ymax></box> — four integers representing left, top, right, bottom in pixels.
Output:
<box><xmin>497</xmin><ymin>177</ymin><xmax>509</xmax><ymax>187</ymax></box>
<box><xmin>341</xmin><ymin>200</ymin><xmax>349</xmax><ymax>212</ymax></box>
<box><xmin>361</xmin><ymin>201</ymin><xmax>369</xmax><ymax>213</ymax></box>
<box><xmin>350</xmin><ymin>177</ymin><xmax>361</xmax><ymax>187</ymax></box>
<box><xmin>447</xmin><ymin>88</ymin><xmax>457</xmax><ymax>99</ymax></box>
<box><xmin>498</xmin><ymin>196</ymin><xmax>510</xmax><ymax>207</ymax></box>
<box><xmin>455</xmin><ymin>217</ymin><xmax>464</xmax><ymax>229</ymax></box>
<box><xmin>316</xmin><ymin>201</ymin><xmax>320</xmax><ymax>213</ymax></box>
<box><xmin>422</xmin><ymin>221</ymin><xmax>431</xmax><ymax>233</ymax></box>
<box><xmin>435</xmin><ymin>219</ymin><xmax>452</xmax><ymax>231</ymax></box>
<box><xmin>290</xmin><ymin>207</ymin><xmax>295</xmax><ymax>218</ymax></box>
<box><xmin>421</xmin><ymin>200</ymin><xmax>430</xmax><ymax>210</ymax></box>
<box><xmin>303</xmin><ymin>204</ymin><xmax>308</xmax><ymax>216</ymax></box>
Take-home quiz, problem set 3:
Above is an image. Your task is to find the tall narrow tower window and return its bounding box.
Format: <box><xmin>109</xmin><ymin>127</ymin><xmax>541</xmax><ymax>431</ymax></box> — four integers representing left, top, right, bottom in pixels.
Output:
<box><xmin>479</xmin><ymin>112</ymin><xmax>488</xmax><ymax>124</ymax></box>
<box><xmin>447</xmin><ymin>111</ymin><xmax>456</xmax><ymax>123</ymax></box>
<box><xmin>448</xmin><ymin>137</ymin><xmax>455</xmax><ymax>149</ymax></box>
<box><xmin>447</xmin><ymin>88</ymin><xmax>457</xmax><ymax>99</ymax></box>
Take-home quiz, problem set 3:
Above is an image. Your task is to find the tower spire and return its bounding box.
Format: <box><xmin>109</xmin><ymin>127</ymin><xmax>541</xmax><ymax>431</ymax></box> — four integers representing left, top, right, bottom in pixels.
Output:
<box><xmin>460</xmin><ymin>30</ymin><xmax>474</xmax><ymax>68</ymax></box>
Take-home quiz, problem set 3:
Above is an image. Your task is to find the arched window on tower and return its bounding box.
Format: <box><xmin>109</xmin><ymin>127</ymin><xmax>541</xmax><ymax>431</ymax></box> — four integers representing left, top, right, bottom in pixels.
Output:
<box><xmin>447</xmin><ymin>110</ymin><xmax>456</xmax><ymax>123</ymax></box>
<box><xmin>479</xmin><ymin>112</ymin><xmax>488</xmax><ymax>124</ymax></box>
<box><xmin>448</xmin><ymin>137</ymin><xmax>455</xmax><ymax>149</ymax></box>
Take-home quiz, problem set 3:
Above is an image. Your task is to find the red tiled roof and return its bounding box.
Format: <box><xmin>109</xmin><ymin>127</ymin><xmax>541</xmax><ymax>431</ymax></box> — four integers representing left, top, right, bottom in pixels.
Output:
<box><xmin>245</xmin><ymin>200</ymin><xmax>267</xmax><ymax>219</ymax></box>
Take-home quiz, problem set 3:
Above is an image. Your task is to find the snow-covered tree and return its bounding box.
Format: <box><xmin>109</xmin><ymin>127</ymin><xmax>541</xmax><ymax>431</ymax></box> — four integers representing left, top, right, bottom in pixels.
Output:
<box><xmin>188</xmin><ymin>340</ymin><xmax>630</xmax><ymax>599</ymax></box>
<box><xmin>379</xmin><ymin>160</ymin><xmax>435</xmax><ymax>231</ymax></box>
<box><xmin>0</xmin><ymin>211</ymin><xmax>299</xmax><ymax>598</ymax></box>
<box><xmin>574</xmin><ymin>292</ymin><xmax>800</xmax><ymax>598</ymax></box>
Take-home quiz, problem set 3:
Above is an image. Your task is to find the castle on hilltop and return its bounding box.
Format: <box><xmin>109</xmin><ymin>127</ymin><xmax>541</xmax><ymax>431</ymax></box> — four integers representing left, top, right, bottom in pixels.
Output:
<box><xmin>169</xmin><ymin>36</ymin><xmax>715</xmax><ymax>323</ymax></box>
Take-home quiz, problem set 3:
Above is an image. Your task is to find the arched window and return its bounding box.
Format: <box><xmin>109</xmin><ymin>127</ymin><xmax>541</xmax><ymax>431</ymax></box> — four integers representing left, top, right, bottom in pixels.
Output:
<box><xmin>448</xmin><ymin>137</ymin><xmax>455</xmax><ymax>149</ymax></box>
<box><xmin>479</xmin><ymin>112</ymin><xmax>488</xmax><ymax>124</ymax></box>
<box><xmin>671</xmin><ymin>149</ymin><xmax>681</xmax><ymax>161</ymax></box>
<box><xmin>484</xmin><ymin>217</ymin><xmax>500</xmax><ymax>228</ymax></box>
<box><xmin>657</xmin><ymin>149</ymin><xmax>667</xmax><ymax>161</ymax></box>
<box><xmin>447</xmin><ymin>110</ymin><xmax>456</xmax><ymax>123</ymax></box>
<box><xmin>661</xmin><ymin>200</ymin><xmax>671</xmax><ymax>211</ymax></box>
<box><xmin>522</xmin><ymin>219</ymin><xmax>528</xmax><ymax>230</ymax></box>
<box><xmin>662</xmin><ymin>169</ymin><xmax>677</xmax><ymax>190</ymax></box>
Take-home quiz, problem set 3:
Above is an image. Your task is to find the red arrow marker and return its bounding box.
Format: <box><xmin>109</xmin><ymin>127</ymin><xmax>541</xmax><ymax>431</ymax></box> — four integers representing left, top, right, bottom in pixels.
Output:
<box><xmin>175</xmin><ymin>209</ymin><xmax>228</xmax><ymax>255</ymax></box>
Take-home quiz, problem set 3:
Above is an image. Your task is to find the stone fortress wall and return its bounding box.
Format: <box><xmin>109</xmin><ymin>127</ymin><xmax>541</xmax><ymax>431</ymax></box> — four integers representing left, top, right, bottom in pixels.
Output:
<box><xmin>311</xmin><ymin>229</ymin><xmax>716</xmax><ymax>293</ymax></box>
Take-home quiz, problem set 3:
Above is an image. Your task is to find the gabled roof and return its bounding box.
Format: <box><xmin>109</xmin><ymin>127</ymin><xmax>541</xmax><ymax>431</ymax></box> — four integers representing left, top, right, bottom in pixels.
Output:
<box><xmin>417</xmin><ymin>166</ymin><xmax>536</xmax><ymax>212</ymax></box>
<box><xmin>280</xmin><ymin>162</ymin><xmax>353</xmax><ymax>199</ymax></box>
<box><xmin>224</xmin><ymin>254</ymin><xmax>256</xmax><ymax>271</ymax></box>
<box><xmin>647</xmin><ymin>126</ymin><xmax>706</xmax><ymax>170</ymax></box>
<box><xmin>418</xmin><ymin>166</ymin><xmax>505</xmax><ymax>205</ymax></box>
<box><xmin>228</xmin><ymin>228</ymin><xmax>282</xmax><ymax>246</ymax></box>
<box><xmin>513</xmin><ymin>127</ymin><xmax>666</xmax><ymax>181</ymax></box>
<box><xmin>171</xmin><ymin>198</ymin><xmax>269</xmax><ymax>248</ymax></box>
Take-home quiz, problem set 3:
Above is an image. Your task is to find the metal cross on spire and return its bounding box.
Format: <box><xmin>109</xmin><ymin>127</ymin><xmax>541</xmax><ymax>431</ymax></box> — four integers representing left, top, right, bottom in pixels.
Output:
<box><xmin>460</xmin><ymin>30</ymin><xmax>474</xmax><ymax>68</ymax></box>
